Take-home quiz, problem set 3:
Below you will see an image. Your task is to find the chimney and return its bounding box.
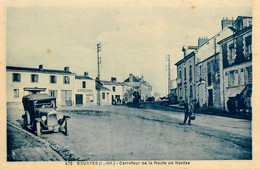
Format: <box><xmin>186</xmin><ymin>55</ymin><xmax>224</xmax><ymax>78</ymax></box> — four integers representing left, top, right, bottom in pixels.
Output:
<box><xmin>198</xmin><ymin>37</ymin><xmax>209</xmax><ymax>47</ymax></box>
<box><xmin>221</xmin><ymin>17</ymin><xmax>234</xmax><ymax>30</ymax></box>
<box><xmin>111</xmin><ymin>77</ymin><xmax>117</xmax><ymax>82</ymax></box>
<box><xmin>84</xmin><ymin>72</ymin><xmax>89</xmax><ymax>76</ymax></box>
<box><xmin>64</xmin><ymin>67</ymin><xmax>69</xmax><ymax>72</ymax></box>
<box><xmin>129</xmin><ymin>74</ymin><xmax>133</xmax><ymax>82</ymax></box>
<box><xmin>39</xmin><ymin>65</ymin><xmax>43</xmax><ymax>70</ymax></box>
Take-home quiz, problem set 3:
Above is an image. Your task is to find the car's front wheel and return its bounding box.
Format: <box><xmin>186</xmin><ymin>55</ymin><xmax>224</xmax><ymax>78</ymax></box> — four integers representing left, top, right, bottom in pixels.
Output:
<box><xmin>36</xmin><ymin>122</ymin><xmax>42</xmax><ymax>136</ymax></box>
<box><xmin>64</xmin><ymin>120</ymin><xmax>68</xmax><ymax>136</ymax></box>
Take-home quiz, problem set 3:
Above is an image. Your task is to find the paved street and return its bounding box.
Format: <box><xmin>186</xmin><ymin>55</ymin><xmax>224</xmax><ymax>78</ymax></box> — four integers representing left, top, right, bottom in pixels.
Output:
<box><xmin>7</xmin><ymin>102</ymin><xmax>252</xmax><ymax>161</ymax></box>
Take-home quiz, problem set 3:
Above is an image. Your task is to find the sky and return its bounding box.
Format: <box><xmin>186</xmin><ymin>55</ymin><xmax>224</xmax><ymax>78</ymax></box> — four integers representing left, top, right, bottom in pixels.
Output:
<box><xmin>6</xmin><ymin>5</ymin><xmax>252</xmax><ymax>96</ymax></box>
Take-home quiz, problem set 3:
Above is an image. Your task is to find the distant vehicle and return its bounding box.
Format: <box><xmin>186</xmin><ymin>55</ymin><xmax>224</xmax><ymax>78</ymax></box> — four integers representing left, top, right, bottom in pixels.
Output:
<box><xmin>22</xmin><ymin>93</ymin><xmax>70</xmax><ymax>136</ymax></box>
<box><xmin>160</xmin><ymin>96</ymin><xmax>169</xmax><ymax>100</ymax></box>
<box><xmin>146</xmin><ymin>97</ymin><xmax>155</xmax><ymax>102</ymax></box>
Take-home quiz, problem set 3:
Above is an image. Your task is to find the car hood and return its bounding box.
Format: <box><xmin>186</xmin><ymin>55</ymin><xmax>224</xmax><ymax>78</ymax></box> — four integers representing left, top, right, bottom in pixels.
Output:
<box><xmin>35</xmin><ymin>108</ymin><xmax>56</xmax><ymax>116</ymax></box>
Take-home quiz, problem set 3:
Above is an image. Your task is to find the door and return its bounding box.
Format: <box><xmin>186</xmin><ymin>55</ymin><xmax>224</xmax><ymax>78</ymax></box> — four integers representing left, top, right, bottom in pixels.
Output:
<box><xmin>76</xmin><ymin>94</ymin><xmax>83</xmax><ymax>105</ymax></box>
<box><xmin>208</xmin><ymin>89</ymin><xmax>213</xmax><ymax>106</ymax></box>
<box><xmin>61</xmin><ymin>90</ymin><xmax>73</xmax><ymax>106</ymax></box>
<box><xmin>198</xmin><ymin>84</ymin><xmax>205</xmax><ymax>107</ymax></box>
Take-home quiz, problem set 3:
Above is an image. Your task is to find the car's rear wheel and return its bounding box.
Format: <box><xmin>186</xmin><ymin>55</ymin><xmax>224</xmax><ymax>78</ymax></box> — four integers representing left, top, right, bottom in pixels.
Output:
<box><xmin>64</xmin><ymin>120</ymin><xmax>68</xmax><ymax>136</ymax></box>
<box><xmin>36</xmin><ymin>122</ymin><xmax>42</xmax><ymax>136</ymax></box>
<box><xmin>23</xmin><ymin>111</ymin><xmax>30</xmax><ymax>128</ymax></box>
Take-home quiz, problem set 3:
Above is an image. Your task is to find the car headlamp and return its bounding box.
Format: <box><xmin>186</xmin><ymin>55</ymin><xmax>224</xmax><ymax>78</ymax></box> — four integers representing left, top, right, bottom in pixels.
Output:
<box><xmin>41</xmin><ymin>116</ymin><xmax>47</xmax><ymax>121</ymax></box>
<box><xmin>57</xmin><ymin>114</ymin><xmax>64</xmax><ymax>120</ymax></box>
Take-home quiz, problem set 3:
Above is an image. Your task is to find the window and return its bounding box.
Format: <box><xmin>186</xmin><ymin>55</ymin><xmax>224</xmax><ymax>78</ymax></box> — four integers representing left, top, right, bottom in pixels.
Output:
<box><xmin>199</xmin><ymin>65</ymin><xmax>202</xmax><ymax>76</ymax></box>
<box><xmin>14</xmin><ymin>89</ymin><xmax>19</xmax><ymax>98</ymax></box>
<box><xmin>229</xmin><ymin>44</ymin><xmax>236</xmax><ymax>60</ymax></box>
<box><xmin>208</xmin><ymin>72</ymin><xmax>212</xmax><ymax>86</ymax></box>
<box><xmin>247</xmin><ymin>67</ymin><xmax>252</xmax><ymax>84</ymax></box>
<box><xmin>184</xmin><ymin>68</ymin><xmax>186</xmax><ymax>81</ymax></box>
<box><xmin>82</xmin><ymin>81</ymin><xmax>86</xmax><ymax>88</ymax></box>
<box><xmin>190</xmin><ymin>85</ymin><xmax>193</xmax><ymax>98</ymax></box>
<box><xmin>179</xmin><ymin>69</ymin><xmax>182</xmax><ymax>79</ymax></box>
<box><xmin>228</xmin><ymin>71</ymin><xmax>235</xmax><ymax>87</ymax></box>
<box><xmin>64</xmin><ymin>76</ymin><xmax>70</xmax><ymax>84</ymax></box>
<box><xmin>31</xmin><ymin>74</ymin><xmax>38</xmax><ymax>83</ymax></box>
<box><xmin>179</xmin><ymin>88</ymin><xmax>182</xmax><ymax>100</ymax></box>
<box><xmin>49</xmin><ymin>90</ymin><xmax>57</xmax><ymax>97</ymax></box>
<box><xmin>113</xmin><ymin>86</ymin><xmax>116</xmax><ymax>92</ymax></box>
<box><xmin>12</xmin><ymin>73</ymin><xmax>21</xmax><ymax>82</ymax></box>
<box><xmin>189</xmin><ymin>65</ymin><xmax>192</xmax><ymax>81</ymax></box>
<box><xmin>245</xmin><ymin>35</ymin><xmax>252</xmax><ymax>58</ymax></box>
<box><xmin>50</xmin><ymin>75</ymin><xmax>57</xmax><ymax>84</ymax></box>
<box><xmin>102</xmin><ymin>92</ymin><xmax>105</xmax><ymax>100</ymax></box>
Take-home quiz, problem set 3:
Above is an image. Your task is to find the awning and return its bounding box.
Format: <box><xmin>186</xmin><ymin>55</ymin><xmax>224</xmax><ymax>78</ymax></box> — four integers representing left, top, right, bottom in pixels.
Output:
<box><xmin>23</xmin><ymin>87</ymin><xmax>47</xmax><ymax>92</ymax></box>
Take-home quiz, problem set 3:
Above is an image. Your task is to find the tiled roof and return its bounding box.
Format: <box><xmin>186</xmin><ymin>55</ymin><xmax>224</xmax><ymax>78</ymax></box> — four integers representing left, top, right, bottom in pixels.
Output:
<box><xmin>101</xmin><ymin>80</ymin><xmax>125</xmax><ymax>86</ymax></box>
<box><xmin>75</xmin><ymin>75</ymin><xmax>93</xmax><ymax>80</ymax></box>
<box><xmin>6</xmin><ymin>66</ymin><xmax>73</xmax><ymax>75</ymax></box>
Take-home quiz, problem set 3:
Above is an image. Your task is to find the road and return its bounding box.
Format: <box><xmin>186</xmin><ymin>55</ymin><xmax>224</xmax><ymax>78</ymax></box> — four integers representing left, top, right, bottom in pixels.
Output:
<box><xmin>7</xmin><ymin>102</ymin><xmax>252</xmax><ymax>161</ymax></box>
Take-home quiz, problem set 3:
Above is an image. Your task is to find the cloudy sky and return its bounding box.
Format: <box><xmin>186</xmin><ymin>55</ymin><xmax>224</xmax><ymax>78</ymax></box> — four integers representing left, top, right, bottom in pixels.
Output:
<box><xmin>6</xmin><ymin>3</ymin><xmax>252</xmax><ymax>95</ymax></box>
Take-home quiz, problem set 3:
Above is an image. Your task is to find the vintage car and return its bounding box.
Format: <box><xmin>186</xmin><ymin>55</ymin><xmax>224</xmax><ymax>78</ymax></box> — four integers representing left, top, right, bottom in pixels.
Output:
<box><xmin>22</xmin><ymin>93</ymin><xmax>70</xmax><ymax>136</ymax></box>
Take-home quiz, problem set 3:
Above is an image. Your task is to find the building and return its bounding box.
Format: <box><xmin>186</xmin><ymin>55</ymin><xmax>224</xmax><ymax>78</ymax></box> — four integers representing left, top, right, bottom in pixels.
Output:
<box><xmin>74</xmin><ymin>72</ymin><xmax>96</xmax><ymax>106</ymax></box>
<box><xmin>218</xmin><ymin>16</ymin><xmax>252</xmax><ymax>111</ymax></box>
<box><xmin>7</xmin><ymin>65</ymin><xmax>75</xmax><ymax>106</ymax></box>
<box><xmin>95</xmin><ymin>78</ymin><xmax>111</xmax><ymax>105</ymax></box>
<box><xmin>175</xmin><ymin>16</ymin><xmax>252</xmax><ymax>113</ymax></box>
<box><xmin>123</xmin><ymin>74</ymin><xmax>152</xmax><ymax>102</ymax></box>
<box><xmin>195</xmin><ymin>24</ymin><xmax>234</xmax><ymax>109</ymax></box>
<box><xmin>101</xmin><ymin>77</ymin><xmax>127</xmax><ymax>104</ymax></box>
<box><xmin>175</xmin><ymin>48</ymin><xmax>197</xmax><ymax>103</ymax></box>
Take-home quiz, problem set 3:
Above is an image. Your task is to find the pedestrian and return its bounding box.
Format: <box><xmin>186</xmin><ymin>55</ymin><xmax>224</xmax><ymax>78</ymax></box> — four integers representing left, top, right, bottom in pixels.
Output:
<box><xmin>183</xmin><ymin>99</ymin><xmax>192</xmax><ymax>125</ymax></box>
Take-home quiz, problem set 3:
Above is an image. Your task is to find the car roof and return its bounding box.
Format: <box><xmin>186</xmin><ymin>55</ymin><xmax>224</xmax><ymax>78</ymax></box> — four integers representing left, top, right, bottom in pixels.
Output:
<box><xmin>23</xmin><ymin>93</ymin><xmax>56</xmax><ymax>101</ymax></box>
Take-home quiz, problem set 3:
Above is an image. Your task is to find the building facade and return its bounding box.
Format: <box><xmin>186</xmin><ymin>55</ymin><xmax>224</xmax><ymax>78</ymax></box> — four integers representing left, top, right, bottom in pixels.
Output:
<box><xmin>218</xmin><ymin>16</ymin><xmax>252</xmax><ymax>111</ymax></box>
<box><xmin>123</xmin><ymin>74</ymin><xmax>152</xmax><ymax>102</ymax></box>
<box><xmin>7</xmin><ymin>65</ymin><xmax>75</xmax><ymax>106</ymax></box>
<box><xmin>195</xmin><ymin>26</ymin><xmax>234</xmax><ymax>109</ymax></box>
<box><xmin>74</xmin><ymin>72</ymin><xmax>96</xmax><ymax>106</ymax></box>
<box><xmin>101</xmin><ymin>77</ymin><xmax>129</xmax><ymax>104</ymax></box>
<box><xmin>175</xmin><ymin>16</ymin><xmax>252</xmax><ymax>113</ymax></box>
<box><xmin>175</xmin><ymin>50</ymin><xmax>196</xmax><ymax>103</ymax></box>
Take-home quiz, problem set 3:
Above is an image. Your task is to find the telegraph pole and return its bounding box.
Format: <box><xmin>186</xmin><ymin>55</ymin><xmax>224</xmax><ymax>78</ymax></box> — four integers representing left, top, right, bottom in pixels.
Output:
<box><xmin>97</xmin><ymin>42</ymin><xmax>101</xmax><ymax>106</ymax></box>
<box><xmin>166</xmin><ymin>54</ymin><xmax>171</xmax><ymax>98</ymax></box>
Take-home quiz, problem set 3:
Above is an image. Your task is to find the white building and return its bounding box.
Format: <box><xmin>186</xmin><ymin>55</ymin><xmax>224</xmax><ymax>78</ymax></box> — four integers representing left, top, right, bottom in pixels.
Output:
<box><xmin>101</xmin><ymin>77</ymin><xmax>133</xmax><ymax>104</ymax></box>
<box><xmin>123</xmin><ymin>74</ymin><xmax>152</xmax><ymax>102</ymax></box>
<box><xmin>74</xmin><ymin>72</ymin><xmax>96</xmax><ymax>106</ymax></box>
<box><xmin>7</xmin><ymin>65</ymin><xmax>75</xmax><ymax>106</ymax></box>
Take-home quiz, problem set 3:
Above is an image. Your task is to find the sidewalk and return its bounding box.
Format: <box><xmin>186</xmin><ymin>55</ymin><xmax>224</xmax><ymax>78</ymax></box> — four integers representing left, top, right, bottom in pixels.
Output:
<box><xmin>7</xmin><ymin>122</ymin><xmax>63</xmax><ymax>161</ymax></box>
<box><xmin>167</xmin><ymin>104</ymin><xmax>184</xmax><ymax>110</ymax></box>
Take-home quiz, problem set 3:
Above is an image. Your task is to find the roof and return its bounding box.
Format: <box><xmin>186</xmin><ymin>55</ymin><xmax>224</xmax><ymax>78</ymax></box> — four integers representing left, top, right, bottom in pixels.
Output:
<box><xmin>217</xmin><ymin>26</ymin><xmax>252</xmax><ymax>45</ymax></box>
<box><xmin>6</xmin><ymin>66</ymin><xmax>73</xmax><ymax>75</ymax></box>
<box><xmin>175</xmin><ymin>51</ymin><xmax>195</xmax><ymax>66</ymax></box>
<box><xmin>75</xmin><ymin>75</ymin><xmax>93</xmax><ymax>80</ymax></box>
<box><xmin>123</xmin><ymin>75</ymin><xmax>140</xmax><ymax>82</ymax></box>
<box><xmin>22</xmin><ymin>93</ymin><xmax>55</xmax><ymax>101</ymax></box>
<box><xmin>101</xmin><ymin>80</ymin><xmax>125</xmax><ymax>86</ymax></box>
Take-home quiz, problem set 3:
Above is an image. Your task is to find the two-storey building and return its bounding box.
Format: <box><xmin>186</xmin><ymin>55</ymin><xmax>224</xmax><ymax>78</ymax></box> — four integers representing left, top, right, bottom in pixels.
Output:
<box><xmin>7</xmin><ymin>65</ymin><xmax>75</xmax><ymax>106</ymax></box>
<box><xmin>74</xmin><ymin>72</ymin><xmax>96</xmax><ymax>106</ymax></box>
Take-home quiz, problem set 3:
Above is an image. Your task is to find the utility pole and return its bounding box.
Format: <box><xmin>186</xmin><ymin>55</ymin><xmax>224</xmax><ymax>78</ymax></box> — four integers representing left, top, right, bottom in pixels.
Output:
<box><xmin>166</xmin><ymin>54</ymin><xmax>171</xmax><ymax>98</ymax></box>
<box><xmin>97</xmin><ymin>42</ymin><xmax>101</xmax><ymax>106</ymax></box>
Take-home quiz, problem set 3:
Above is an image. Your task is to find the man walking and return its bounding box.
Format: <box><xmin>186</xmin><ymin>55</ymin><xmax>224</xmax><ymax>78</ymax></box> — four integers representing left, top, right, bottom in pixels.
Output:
<box><xmin>183</xmin><ymin>99</ymin><xmax>192</xmax><ymax>125</ymax></box>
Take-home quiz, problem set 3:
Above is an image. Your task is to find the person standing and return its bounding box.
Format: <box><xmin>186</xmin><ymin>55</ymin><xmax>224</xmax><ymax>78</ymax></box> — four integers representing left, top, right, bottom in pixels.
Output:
<box><xmin>183</xmin><ymin>99</ymin><xmax>192</xmax><ymax>125</ymax></box>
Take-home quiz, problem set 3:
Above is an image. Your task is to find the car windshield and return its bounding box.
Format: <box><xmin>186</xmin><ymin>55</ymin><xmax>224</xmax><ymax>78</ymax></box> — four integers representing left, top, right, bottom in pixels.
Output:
<box><xmin>35</xmin><ymin>100</ymin><xmax>55</xmax><ymax>108</ymax></box>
